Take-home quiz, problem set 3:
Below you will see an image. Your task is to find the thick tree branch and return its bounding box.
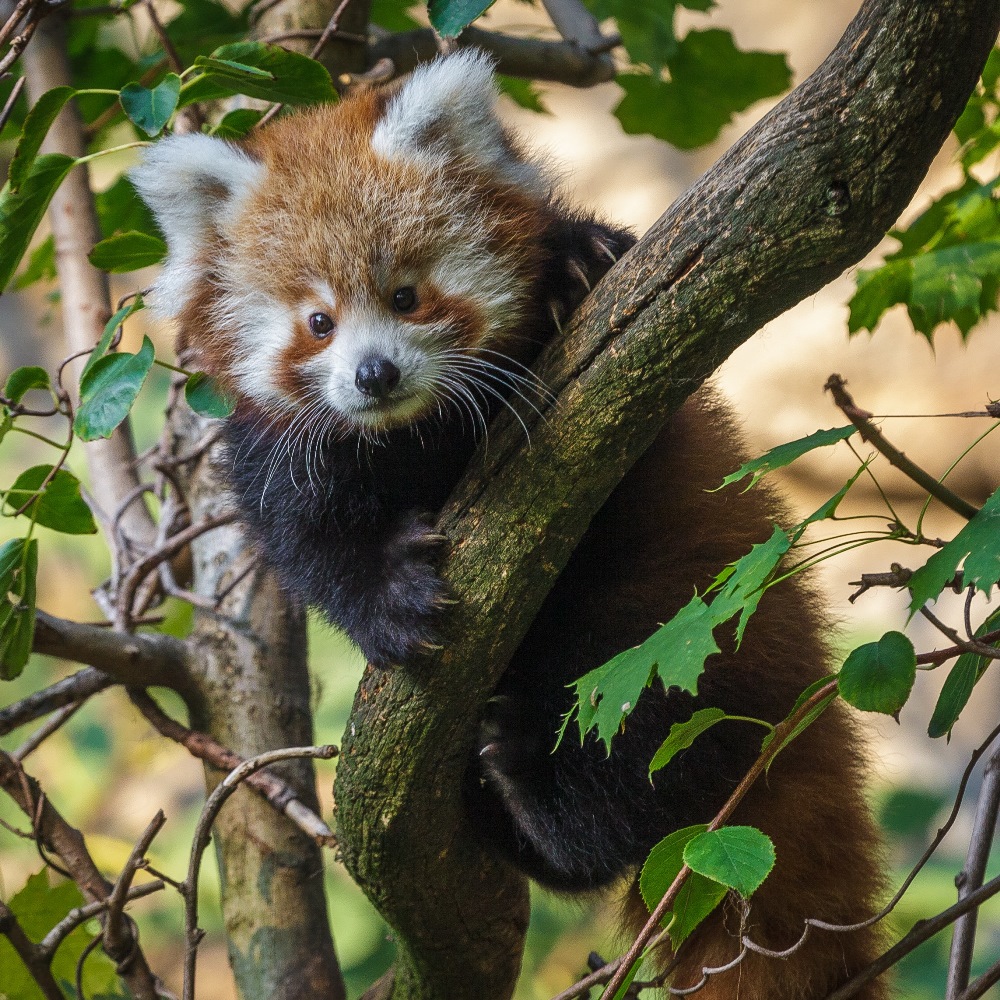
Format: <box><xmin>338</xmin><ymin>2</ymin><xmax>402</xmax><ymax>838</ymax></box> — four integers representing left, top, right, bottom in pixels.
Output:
<box><xmin>367</xmin><ymin>25</ymin><xmax>616</xmax><ymax>85</ymax></box>
<box><xmin>335</xmin><ymin>3</ymin><xmax>1000</xmax><ymax>999</ymax></box>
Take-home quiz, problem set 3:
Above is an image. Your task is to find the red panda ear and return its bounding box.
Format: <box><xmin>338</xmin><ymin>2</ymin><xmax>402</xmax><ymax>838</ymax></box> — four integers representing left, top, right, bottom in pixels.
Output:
<box><xmin>371</xmin><ymin>49</ymin><xmax>545</xmax><ymax>193</ymax></box>
<box><xmin>131</xmin><ymin>134</ymin><xmax>264</xmax><ymax>315</ymax></box>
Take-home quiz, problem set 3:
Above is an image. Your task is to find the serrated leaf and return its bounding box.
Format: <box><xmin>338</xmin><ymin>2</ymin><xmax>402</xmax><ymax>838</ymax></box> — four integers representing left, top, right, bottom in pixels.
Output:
<box><xmin>908</xmin><ymin>486</ymin><xmax>1000</xmax><ymax>614</ymax></box>
<box><xmin>89</xmin><ymin>231</ymin><xmax>166</xmax><ymax>272</ymax></box>
<box><xmin>9</xmin><ymin>86</ymin><xmax>76</xmax><ymax>192</ymax></box>
<box><xmin>4</xmin><ymin>366</ymin><xmax>50</xmax><ymax>404</ymax></box>
<box><xmin>0</xmin><ymin>870</ymin><xmax>119</xmax><ymax>994</ymax></box>
<box><xmin>185</xmin><ymin>371</ymin><xmax>236</xmax><ymax>418</ymax></box>
<box><xmin>179</xmin><ymin>42</ymin><xmax>336</xmax><ymax>108</ymax></box>
<box><xmin>649</xmin><ymin>708</ymin><xmax>727</xmax><ymax>777</ymax></box>
<box><xmin>427</xmin><ymin>0</ymin><xmax>496</xmax><ymax>37</ymax></box>
<box><xmin>683</xmin><ymin>826</ymin><xmax>775</xmax><ymax>898</ymax></box>
<box><xmin>639</xmin><ymin>824</ymin><xmax>726</xmax><ymax>948</ymax></box>
<box><xmin>838</xmin><ymin>631</ymin><xmax>916</xmax><ymax>716</ymax></box>
<box><xmin>0</xmin><ymin>537</ymin><xmax>37</xmax><ymax>680</ymax></box>
<box><xmin>927</xmin><ymin>605</ymin><xmax>1000</xmax><ymax>739</ymax></box>
<box><xmin>717</xmin><ymin>425</ymin><xmax>856</xmax><ymax>491</ymax></box>
<box><xmin>0</xmin><ymin>153</ymin><xmax>76</xmax><ymax>292</ymax></box>
<box><xmin>81</xmin><ymin>295</ymin><xmax>145</xmax><ymax>379</ymax></box>
<box><xmin>208</xmin><ymin>108</ymin><xmax>263</xmax><ymax>139</ymax></box>
<box><xmin>615</xmin><ymin>31</ymin><xmax>790</xmax><ymax>150</ymax></box>
<box><xmin>74</xmin><ymin>335</ymin><xmax>154</xmax><ymax>441</ymax></box>
<box><xmin>2</xmin><ymin>465</ymin><xmax>97</xmax><ymax>535</ymax></box>
<box><xmin>589</xmin><ymin>0</ymin><xmax>680</xmax><ymax>70</ymax></box>
<box><xmin>119</xmin><ymin>73</ymin><xmax>181</xmax><ymax>136</ymax></box>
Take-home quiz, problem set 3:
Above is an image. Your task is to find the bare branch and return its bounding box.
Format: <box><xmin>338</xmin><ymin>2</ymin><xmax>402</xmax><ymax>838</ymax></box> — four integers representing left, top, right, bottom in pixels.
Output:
<box><xmin>0</xmin><ymin>751</ymin><xmax>165</xmax><ymax>999</ymax></box>
<box><xmin>541</xmin><ymin>0</ymin><xmax>619</xmax><ymax>54</ymax></box>
<box><xmin>0</xmin><ymin>667</ymin><xmax>111</xmax><ymax>737</ymax></box>
<box><xmin>946</xmin><ymin>746</ymin><xmax>1000</xmax><ymax>998</ymax></box>
<box><xmin>31</xmin><ymin>609</ymin><xmax>191</xmax><ymax>691</ymax></box>
<box><xmin>959</xmin><ymin>958</ymin><xmax>1000</xmax><ymax>1000</ymax></box>
<box><xmin>13</xmin><ymin>701</ymin><xmax>83</xmax><ymax>759</ymax></box>
<box><xmin>826</xmin><ymin>375</ymin><xmax>981</xmax><ymax>521</ymax></box>
<box><xmin>129</xmin><ymin>689</ymin><xmax>337</xmax><ymax>846</ymax></box>
<box><xmin>181</xmin><ymin>744</ymin><xmax>339</xmax><ymax>1000</ymax></box>
<box><xmin>0</xmin><ymin>901</ymin><xmax>65</xmax><ymax>1000</ymax></box>
<box><xmin>367</xmin><ymin>25</ymin><xmax>616</xmax><ymax>86</ymax></box>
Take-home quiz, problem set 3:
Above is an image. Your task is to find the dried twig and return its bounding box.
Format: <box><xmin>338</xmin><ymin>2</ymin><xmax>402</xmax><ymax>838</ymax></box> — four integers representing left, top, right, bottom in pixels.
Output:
<box><xmin>13</xmin><ymin>701</ymin><xmax>83</xmax><ymax>760</ymax></box>
<box><xmin>181</xmin><ymin>744</ymin><xmax>339</xmax><ymax>1000</ymax></box>
<box><xmin>825</xmin><ymin>375</ymin><xmax>980</xmax><ymax>521</ymax></box>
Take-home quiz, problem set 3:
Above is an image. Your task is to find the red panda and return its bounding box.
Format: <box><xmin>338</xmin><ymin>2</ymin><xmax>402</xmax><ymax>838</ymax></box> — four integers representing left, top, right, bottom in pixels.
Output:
<box><xmin>133</xmin><ymin>50</ymin><xmax>888</xmax><ymax>999</ymax></box>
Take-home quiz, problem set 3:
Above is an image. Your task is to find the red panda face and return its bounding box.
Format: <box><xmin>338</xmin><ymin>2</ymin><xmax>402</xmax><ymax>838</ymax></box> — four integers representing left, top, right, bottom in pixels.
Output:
<box><xmin>133</xmin><ymin>51</ymin><xmax>552</xmax><ymax>434</ymax></box>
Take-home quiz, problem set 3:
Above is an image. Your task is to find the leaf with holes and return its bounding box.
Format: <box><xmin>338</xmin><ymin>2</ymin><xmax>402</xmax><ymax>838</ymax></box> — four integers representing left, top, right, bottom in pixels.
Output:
<box><xmin>838</xmin><ymin>631</ymin><xmax>916</xmax><ymax>717</ymax></box>
<box><xmin>74</xmin><ymin>336</ymin><xmax>155</xmax><ymax>441</ymax></box>
<box><xmin>2</xmin><ymin>465</ymin><xmax>97</xmax><ymax>535</ymax></box>
<box><xmin>683</xmin><ymin>826</ymin><xmax>775</xmax><ymax>898</ymax></box>
<box><xmin>120</xmin><ymin>74</ymin><xmax>181</xmax><ymax>136</ymax></box>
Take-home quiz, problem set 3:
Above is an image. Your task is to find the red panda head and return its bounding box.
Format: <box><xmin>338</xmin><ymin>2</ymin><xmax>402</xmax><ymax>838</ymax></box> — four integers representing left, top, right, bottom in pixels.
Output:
<box><xmin>133</xmin><ymin>51</ymin><xmax>555</xmax><ymax>433</ymax></box>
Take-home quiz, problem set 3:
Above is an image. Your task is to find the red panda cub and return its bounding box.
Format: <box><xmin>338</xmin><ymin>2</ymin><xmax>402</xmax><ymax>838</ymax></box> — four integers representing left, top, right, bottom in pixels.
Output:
<box><xmin>134</xmin><ymin>51</ymin><xmax>888</xmax><ymax>999</ymax></box>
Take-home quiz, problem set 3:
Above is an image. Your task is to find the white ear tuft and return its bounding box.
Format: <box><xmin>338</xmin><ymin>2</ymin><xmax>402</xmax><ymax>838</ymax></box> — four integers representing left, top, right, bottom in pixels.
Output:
<box><xmin>371</xmin><ymin>50</ymin><xmax>544</xmax><ymax>192</ymax></box>
<box><xmin>131</xmin><ymin>134</ymin><xmax>264</xmax><ymax>315</ymax></box>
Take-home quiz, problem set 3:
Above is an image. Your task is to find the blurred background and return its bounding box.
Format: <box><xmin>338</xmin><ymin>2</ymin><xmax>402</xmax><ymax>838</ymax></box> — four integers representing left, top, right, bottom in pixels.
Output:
<box><xmin>1</xmin><ymin>0</ymin><xmax>998</xmax><ymax>997</ymax></box>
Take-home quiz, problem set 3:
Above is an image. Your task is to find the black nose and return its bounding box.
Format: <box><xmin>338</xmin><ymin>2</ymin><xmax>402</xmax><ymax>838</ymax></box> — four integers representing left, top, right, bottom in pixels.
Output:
<box><xmin>355</xmin><ymin>357</ymin><xmax>401</xmax><ymax>399</ymax></box>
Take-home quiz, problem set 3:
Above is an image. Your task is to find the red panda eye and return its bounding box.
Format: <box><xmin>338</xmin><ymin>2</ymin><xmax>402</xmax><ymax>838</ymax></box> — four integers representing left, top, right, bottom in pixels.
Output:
<box><xmin>392</xmin><ymin>287</ymin><xmax>418</xmax><ymax>313</ymax></box>
<box><xmin>308</xmin><ymin>312</ymin><xmax>335</xmax><ymax>338</ymax></box>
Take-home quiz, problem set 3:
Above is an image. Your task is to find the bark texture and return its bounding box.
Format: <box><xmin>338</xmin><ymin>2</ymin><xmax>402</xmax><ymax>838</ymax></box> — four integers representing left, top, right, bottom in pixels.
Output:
<box><xmin>334</xmin><ymin>3</ymin><xmax>1000</xmax><ymax>999</ymax></box>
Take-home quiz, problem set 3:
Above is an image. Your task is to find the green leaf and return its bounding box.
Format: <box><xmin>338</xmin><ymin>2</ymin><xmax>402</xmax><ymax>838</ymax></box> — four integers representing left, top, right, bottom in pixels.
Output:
<box><xmin>427</xmin><ymin>0</ymin><xmax>496</xmax><ymax>37</ymax></box>
<box><xmin>717</xmin><ymin>425</ymin><xmax>856</xmax><ymax>491</ymax></box>
<box><xmin>908</xmin><ymin>486</ymin><xmax>1000</xmax><ymax>614</ymax></box>
<box><xmin>0</xmin><ymin>870</ymin><xmax>120</xmax><ymax>994</ymax></box>
<box><xmin>180</xmin><ymin>42</ymin><xmax>336</xmax><ymax>108</ymax></box>
<box><xmin>760</xmin><ymin>674</ymin><xmax>838</xmax><ymax>764</ymax></box>
<box><xmin>208</xmin><ymin>108</ymin><xmax>264</xmax><ymax>139</ymax></box>
<box><xmin>81</xmin><ymin>294</ymin><xmax>145</xmax><ymax>379</ymax></box>
<box><xmin>370</xmin><ymin>0</ymin><xmax>422</xmax><ymax>32</ymax></box>
<box><xmin>95</xmin><ymin>175</ymin><xmax>159</xmax><ymax>239</ymax></box>
<box><xmin>0</xmin><ymin>537</ymin><xmax>37</xmax><ymax>680</ymax></box>
<box><xmin>0</xmin><ymin>153</ymin><xmax>76</xmax><ymax>292</ymax></box>
<box><xmin>74</xmin><ymin>335</ymin><xmax>155</xmax><ymax>441</ymax></box>
<box><xmin>683</xmin><ymin>826</ymin><xmax>775</xmax><ymax>898</ymax></box>
<box><xmin>927</xmin><ymin>605</ymin><xmax>1000</xmax><ymax>739</ymax></box>
<box><xmin>163</xmin><ymin>0</ymin><xmax>250</xmax><ymax>67</ymax></box>
<box><xmin>649</xmin><ymin>708</ymin><xmax>727</xmax><ymax>777</ymax></box>
<box><xmin>838</xmin><ymin>631</ymin><xmax>916</xmax><ymax>717</ymax></box>
<box><xmin>639</xmin><ymin>824</ymin><xmax>727</xmax><ymax>949</ymax></box>
<box><xmin>89</xmin><ymin>231</ymin><xmax>167</xmax><ymax>272</ymax></box>
<box><xmin>498</xmin><ymin>76</ymin><xmax>549</xmax><ymax>114</ymax></box>
<box><xmin>2</xmin><ymin>465</ymin><xmax>97</xmax><ymax>535</ymax></box>
<box><xmin>4</xmin><ymin>366</ymin><xmax>50</xmax><ymax>404</ymax></box>
<box><xmin>9</xmin><ymin>86</ymin><xmax>76</xmax><ymax>192</ymax></box>
<box><xmin>185</xmin><ymin>371</ymin><xmax>236</xmax><ymax>418</ymax></box>
<box><xmin>615</xmin><ymin>31</ymin><xmax>790</xmax><ymax>150</ymax></box>
<box><xmin>13</xmin><ymin>234</ymin><xmax>56</xmax><ymax>289</ymax></box>
<box><xmin>119</xmin><ymin>73</ymin><xmax>181</xmax><ymax>136</ymax></box>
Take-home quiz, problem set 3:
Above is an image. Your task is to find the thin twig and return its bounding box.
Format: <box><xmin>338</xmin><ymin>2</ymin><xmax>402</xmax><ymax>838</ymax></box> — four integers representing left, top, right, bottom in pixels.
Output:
<box><xmin>945</xmin><ymin>746</ymin><xmax>1000</xmax><ymax>998</ymax></box>
<box><xmin>181</xmin><ymin>745</ymin><xmax>339</xmax><ymax>1000</ymax></box>
<box><xmin>825</xmin><ymin>375</ymin><xmax>980</xmax><ymax>521</ymax></box>
<box><xmin>0</xmin><ymin>901</ymin><xmax>65</xmax><ymax>1000</ymax></box>
<box><xmin>13</xmin><ymin>701</ymin><xmax>83</xmax><ymax>760</ymax></box>
<box><xmin>128</xmin><ymin>689</ymin><xmax>338</xmax><ymax>846</ymax></box>
<box><xmin>0</xmin><ymin>668</ymin><xmax>112</xmax><ymax>737</ymax></box>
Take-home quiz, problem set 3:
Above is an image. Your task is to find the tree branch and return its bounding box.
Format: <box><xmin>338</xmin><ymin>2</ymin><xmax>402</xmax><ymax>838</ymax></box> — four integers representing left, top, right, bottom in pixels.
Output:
<box><xmin>335</xmin><ymin>3</ymin><xmax>1000</xmax><ymax>999</ymax></box>
<box><xmin>0</xmin><ymin>901</ymin><xmax>65</xmax><ymax>1000</ymax></box>
<box><xmin>367</xmin><ymin>25</ymin><xmax>616</xmax><ymax>86</ymax></box>
<box><xmin>0</xmin><ymin>667</ymin><xmax>111</xmax><ymax>737</ymax></box>
<box><xmin>31</xmin><ymin>609</ymin><xmax>191</xmax><ymax>691</ymax></box>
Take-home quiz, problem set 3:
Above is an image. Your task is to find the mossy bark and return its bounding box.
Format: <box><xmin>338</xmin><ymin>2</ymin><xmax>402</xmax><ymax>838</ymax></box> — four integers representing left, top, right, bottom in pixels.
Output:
<box><xmin>334</xmin><ymin>3</ymin><xmax>1000</xmax><ymax>999</ymax></box>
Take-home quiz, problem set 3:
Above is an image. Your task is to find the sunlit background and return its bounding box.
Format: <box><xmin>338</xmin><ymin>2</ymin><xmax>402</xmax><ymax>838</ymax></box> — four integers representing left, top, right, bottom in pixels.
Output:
<box><xmin>2</xmin><ymin>0</ymin><xmax>999</xmax><ymax>997</ymax></box>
